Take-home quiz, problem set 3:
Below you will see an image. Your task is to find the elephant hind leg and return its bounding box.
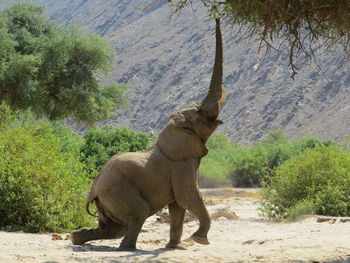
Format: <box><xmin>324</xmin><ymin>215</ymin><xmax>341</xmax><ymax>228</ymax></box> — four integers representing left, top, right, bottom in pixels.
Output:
<box><xmin>117</xmin><ymin>204</ymin><xmax>150</xmax><ymax>250</ymax></box>
<box><xmin>96</xmin><ymin>182</ymin><xmax>150</xmax><ymax>251</ymax></box>
<box><xmin>115</xmin><ymin>190</ymin><xmax>150</xmax><ymax>250</ymax></box>
<box><xmin>71</xmin><ymin>207</ymin><xmax>127</xmax><ymax>245</ymax></box>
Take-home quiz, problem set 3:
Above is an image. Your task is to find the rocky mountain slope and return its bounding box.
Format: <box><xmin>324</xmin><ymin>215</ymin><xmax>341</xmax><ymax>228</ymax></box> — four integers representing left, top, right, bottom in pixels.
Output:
<box><xmin>3</xmin><ymin>0</ymin><xmax>350</xmax><ymax>144</ymax></box>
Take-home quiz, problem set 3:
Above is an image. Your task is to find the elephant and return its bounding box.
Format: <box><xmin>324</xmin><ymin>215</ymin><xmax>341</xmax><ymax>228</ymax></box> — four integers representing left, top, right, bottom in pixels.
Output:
<box><xmin>70</xmin><ymin>19</ymin><xmax>226</xmax><ymax>251</ymax></box>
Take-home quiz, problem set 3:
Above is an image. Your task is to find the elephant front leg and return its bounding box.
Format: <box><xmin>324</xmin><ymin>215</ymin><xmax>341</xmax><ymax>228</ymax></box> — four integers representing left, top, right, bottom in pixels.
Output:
<box><xmin>166</xmin><ymin>201</ymin><xmax>185</xmax><ymax>249</ymax></box>
<box><xmin>185</xmin><ymin>194</ymin><xmax>211</xmax><ymax>245</ymax></box>
<box><xmin>172</xmin><ymin>174</ymin><xmax>211</xmax><ymax>245</ymax></box>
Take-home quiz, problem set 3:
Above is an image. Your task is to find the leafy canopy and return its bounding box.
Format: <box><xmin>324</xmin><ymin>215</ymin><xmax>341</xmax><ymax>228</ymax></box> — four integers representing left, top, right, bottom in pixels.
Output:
<box><xmin>0</xmin><ymin>2</ymin><xmax>128</xmax><ymax>122</ymax></box>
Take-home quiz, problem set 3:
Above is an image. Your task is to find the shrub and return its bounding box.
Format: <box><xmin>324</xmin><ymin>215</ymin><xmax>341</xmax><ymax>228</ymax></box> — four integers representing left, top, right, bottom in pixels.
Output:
<box><xmin>229</xmin><ymin>131</ymin><xmax>334</xmax><ymax>187</ymax></box>
<box><xmin>50</xmin><ymin>123</ymin><xmax>84</xmax><ymax>155</ymax></box>
<box><xmin>0</xmin><ymin>104</ymin><xmax>94</xmax><ymax>232</ymax></box>
<box><xmin>260</xmin><ymin>146</ymin><xmax>350</xmax><ymax>220</ymax></box>
<box><xmin>229</xmin><ymin>146</ymin><xmax>269</xmax><ymax>187</ymax></box>
<box><xmin>200</xmin><ymin>132</ymin><xmax>240</xmax><ymax>184</ymax></box>
<box><xmin>229</xmin><ymin>134</ymin><xmax>293</xmax><ymax>188</ymax></box>
<box><xmin>80</xmin><ymin>125</ymin><xmax>149</xmax><ymax>172</ymax></box>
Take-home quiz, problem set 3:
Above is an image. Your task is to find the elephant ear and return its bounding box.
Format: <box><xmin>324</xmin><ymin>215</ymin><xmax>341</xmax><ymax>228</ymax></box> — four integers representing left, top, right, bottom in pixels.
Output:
<box><xmin>157</xmin><ymin>119</ymin><xmax>208</xmax><ymax>161</ymax></box>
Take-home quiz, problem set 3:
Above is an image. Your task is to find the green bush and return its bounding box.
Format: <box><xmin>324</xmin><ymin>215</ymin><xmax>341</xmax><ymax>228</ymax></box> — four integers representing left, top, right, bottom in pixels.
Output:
<box><xmin>50</xmin><ymin>123</ymin><xmax>84</xmax><ymax>155</ymax></box>
<box><xmin>0</xmin><ymin>103</ymin><xmax>94</xmax><ymax>232</ymax></box>
<box><xmin>80</xmin><ymin>126</ymin><xmax>149</xmax><ymax>172</ymax></box>
<box><xmin>198</xmin><ymin>131</ymin><xmax>336</xmax><ymax>188</ymax></box>
<box><xmin>229</xmin><ymin>131</ymin><xmax>334</xmax><ymax>187</ymax></box>
<box><xmin>229</xmin><ymin>146</ymin><xmax>269</xmax><ymax>187</ymax></box>
<box><xmin>261</xmin><ymin>145</ymin><xmax>350</xmax><ymax>220</ymax></box>
<box><xmin>200</xmin><ymin>132</ymin><xmax>240</xmax><ymax>183</ymax></box>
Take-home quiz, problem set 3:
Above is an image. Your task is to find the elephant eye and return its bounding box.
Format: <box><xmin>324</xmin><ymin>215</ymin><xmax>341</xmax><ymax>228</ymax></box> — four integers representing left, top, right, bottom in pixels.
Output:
<box><xmin>183</xmin><ymin>126</ymin><xmax>197</xmax><ymax>136</ymax></box>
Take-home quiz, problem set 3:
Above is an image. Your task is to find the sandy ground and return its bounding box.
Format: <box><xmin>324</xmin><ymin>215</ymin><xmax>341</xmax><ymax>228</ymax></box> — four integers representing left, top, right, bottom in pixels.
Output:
<box><xmin>1</xmin><ymin>188</ymin><xmax>350</xmax><ymax>263</ymax></box>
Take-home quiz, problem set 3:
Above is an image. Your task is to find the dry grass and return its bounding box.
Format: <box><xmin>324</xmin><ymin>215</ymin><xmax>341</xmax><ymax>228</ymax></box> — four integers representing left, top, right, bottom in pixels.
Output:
<box><xmin>198</xmin><ymin>175</ymin><xmax>230</xmax><ymax>188</ymax></box>
<box><xmin>201</xmin><ymin>187</ymin><xmax>261</xmax><ymax>200</ymax></box>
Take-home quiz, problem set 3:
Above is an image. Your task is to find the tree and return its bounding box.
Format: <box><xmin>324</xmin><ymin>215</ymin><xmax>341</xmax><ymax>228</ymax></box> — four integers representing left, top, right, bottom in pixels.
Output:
<box><xmin>167</xmin><ymin>0</ymin><xmax>350</xmax><ymax>77</ymax></box>
<box><xmin>0</xmin><ymin>2</ymin><xmax>128</xmax><ymax>123</ymax></box>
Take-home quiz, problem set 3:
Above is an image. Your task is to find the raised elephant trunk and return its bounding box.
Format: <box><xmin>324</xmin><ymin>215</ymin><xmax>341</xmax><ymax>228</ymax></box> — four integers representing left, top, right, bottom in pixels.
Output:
<box><xmin>200</xmin><ymin>19</ymin><xmax>226</xmax><ymax>120</ymax></box>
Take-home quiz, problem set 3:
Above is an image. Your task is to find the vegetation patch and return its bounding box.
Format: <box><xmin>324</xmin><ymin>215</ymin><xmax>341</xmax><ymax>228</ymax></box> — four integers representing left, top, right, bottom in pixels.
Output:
<box><xmin>201</xmin><ymin>131</ymin><xmax>332</xmax><ymax>188</ymax></box>
<box><xmin>200</xmin><ymin>132</ymin><xmax>242</xmax><ymax>182</ymax></box>
<box><xmin>0</xmin><ymin>2</ymin><xmax>128</xmax><ymax>122</ymax></box>
<box><xmin>80</xmin><ymin>126</ymin><xmax>150</xmax><ymax>172</ymax></box>
<box><xmin>0</xmin><ymin>104</ymin><xmax>94</xmax><ymax>232</ymax></box>
<box><xmin>0</xmin><ymin>103</ymin><xmax>151</xmax><ymax>232</ymax></box>
<box><xmin>260</xmin><ymin>145</ymin><xmax>350</xmax><ymax>220</ymax></box>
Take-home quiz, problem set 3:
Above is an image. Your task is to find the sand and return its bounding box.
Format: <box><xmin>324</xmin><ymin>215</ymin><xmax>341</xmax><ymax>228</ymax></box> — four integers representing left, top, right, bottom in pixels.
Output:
<box><xmin>0</xmin><ymin>188</ymin><xmax>349</xmax><ymax>263</ymax></box>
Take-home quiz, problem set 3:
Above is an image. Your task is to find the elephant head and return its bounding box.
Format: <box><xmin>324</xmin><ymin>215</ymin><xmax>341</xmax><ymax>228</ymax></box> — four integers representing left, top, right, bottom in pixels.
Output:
<box><xmin>157</xmin><ymin>19</ymin><xmax>226</xmax><ymax>161</ymax></box>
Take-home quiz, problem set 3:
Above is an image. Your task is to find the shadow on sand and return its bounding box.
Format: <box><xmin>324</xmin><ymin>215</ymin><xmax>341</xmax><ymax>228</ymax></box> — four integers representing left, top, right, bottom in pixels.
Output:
<box><xmin>67</xmin><ymin>244</ymin><xmax>350</xmax><ymax>263</ymax></box>
<box><xmin>273</xmin><ymin>256</ymin><xmax>350</xmax><ymax>263</ymax></box>
<box><xmin>68</xmin><ymin>243</ymin><xmax>181</xmax><ymax>263</ymax></box>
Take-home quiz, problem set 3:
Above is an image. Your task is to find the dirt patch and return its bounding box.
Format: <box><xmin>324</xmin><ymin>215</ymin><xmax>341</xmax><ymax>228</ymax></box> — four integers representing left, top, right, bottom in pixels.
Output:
<box><xmin>1</xmin><ymin>188</ymin><xmax>350</xmax><ymax>263</ymax></box>
<box><xmin>51</xmin><ymin>233</ymin><xmax>70</xmax><ymax>241</ymax></box>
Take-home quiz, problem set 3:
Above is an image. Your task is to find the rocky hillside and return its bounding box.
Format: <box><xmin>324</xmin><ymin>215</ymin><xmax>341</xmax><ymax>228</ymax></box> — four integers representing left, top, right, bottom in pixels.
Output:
<box><xmin>4</xmin><ymin>0</ymin><xmax>350</xmax><ymax>144</ymax></box>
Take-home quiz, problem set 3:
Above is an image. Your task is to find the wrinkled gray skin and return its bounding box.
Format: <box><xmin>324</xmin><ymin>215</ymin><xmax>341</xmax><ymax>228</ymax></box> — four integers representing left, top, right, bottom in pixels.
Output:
<box><xmin>71</xmin><ymin>19</ymin><xmax>226</xmax><ymax>251</ymax></box>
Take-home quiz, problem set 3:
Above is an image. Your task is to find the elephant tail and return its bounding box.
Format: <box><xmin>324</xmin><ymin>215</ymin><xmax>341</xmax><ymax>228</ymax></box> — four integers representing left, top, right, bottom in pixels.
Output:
<box><xmin>85</xmin><ymin>196</ymin><xmax>98</xmax><ymax>217</ymax></box>
<box><xmin>85</xmin><ymin>174</ymin><xmax>100</xmax><ymax>217</ymax></box>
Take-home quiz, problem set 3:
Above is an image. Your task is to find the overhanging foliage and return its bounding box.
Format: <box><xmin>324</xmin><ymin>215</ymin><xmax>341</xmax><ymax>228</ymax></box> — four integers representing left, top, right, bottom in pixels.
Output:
<box><xmin>168</xmin><ymin>0</ymin><xmax>350</xmax><ymax>77</ymax></box>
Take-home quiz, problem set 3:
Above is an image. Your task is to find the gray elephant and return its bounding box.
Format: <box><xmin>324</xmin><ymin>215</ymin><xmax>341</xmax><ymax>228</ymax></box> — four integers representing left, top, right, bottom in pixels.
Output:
<box><xmin>71</xmin><ymin>19</ymin><xmax>226</xmax><ymax>250</ymax></box>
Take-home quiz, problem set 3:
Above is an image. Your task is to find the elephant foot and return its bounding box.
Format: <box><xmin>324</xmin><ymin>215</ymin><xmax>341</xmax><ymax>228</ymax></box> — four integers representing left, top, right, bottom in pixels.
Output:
<box><xmin>191</xmin><ymin>235</ymin><xmax>209</xmax><ymax>245</ymax></box>
<box><xmin>165</xmin><ymin>242</ymin><xmax>186</xmax><ymax>250</ymax></box>
<box><xmin>70</xmin><ymin>228</ymin><xmax>90</xmax><ymax>245</ymax></box>
<box><xmin>117</xmin><ymin>245</ymin><xmax>137</xmax><ymax>251</ymax></box>
<box><xmin>184</xmin><ymin>235</ymin><xmax>209</xmax><ymax>245</ymax></box>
